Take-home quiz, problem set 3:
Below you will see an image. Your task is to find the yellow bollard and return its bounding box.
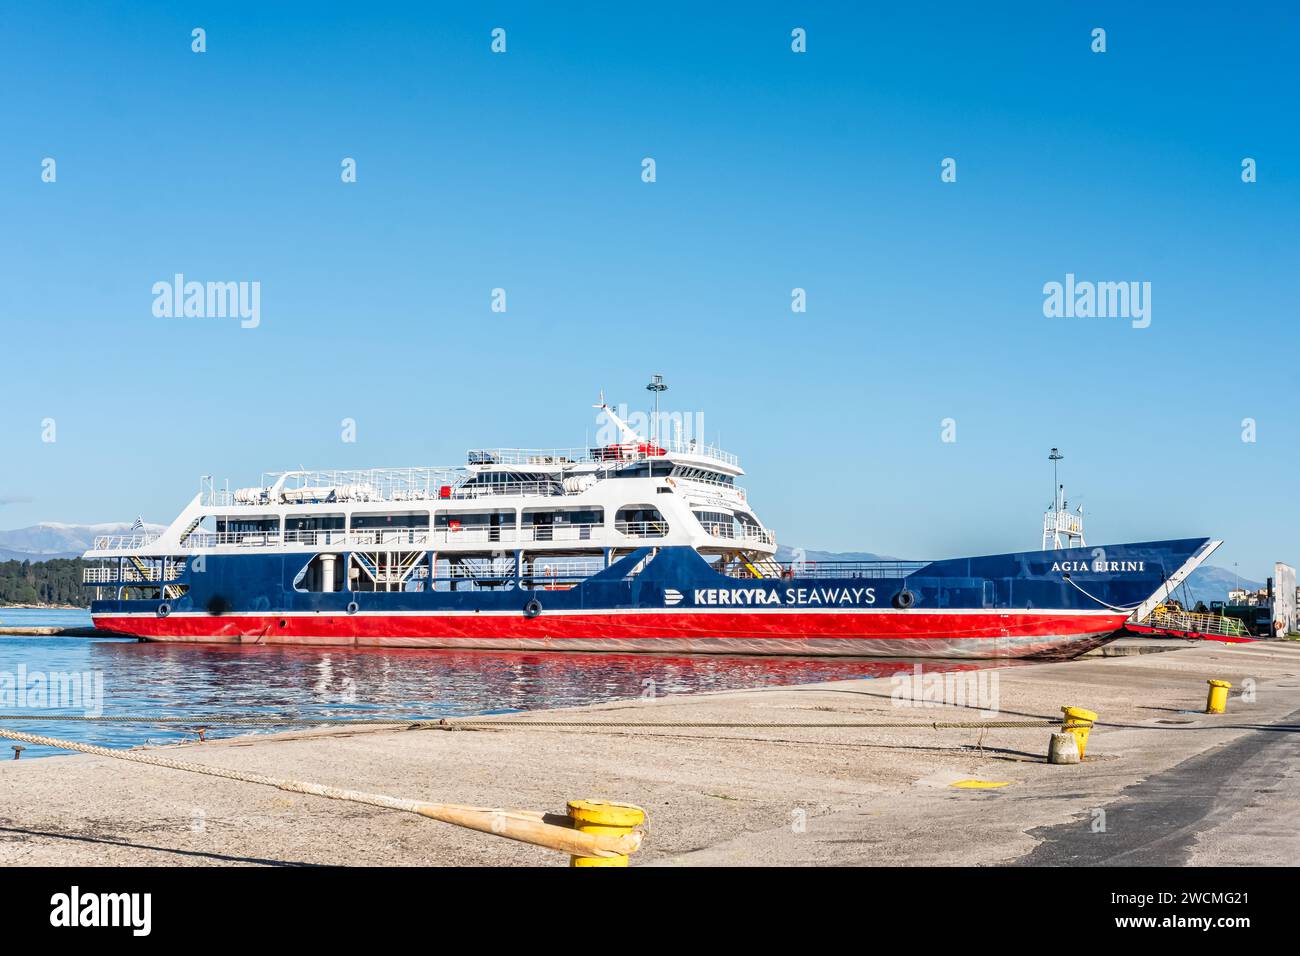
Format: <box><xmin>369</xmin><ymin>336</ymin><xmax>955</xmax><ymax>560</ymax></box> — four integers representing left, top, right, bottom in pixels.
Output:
<box><xmin>1061</xmin><ymin>705</ymin><xmax>1098</xmax><ymax>759</ymax></box>
<box><xmin>567</xmin><ymin>800</ymin><xmax>646</xmax><ymax>867</ymax></box>
<box><xmin>1206</xmin><ymin>679</ymin><xmax>1232</xmax><ymax>714</ymax></box>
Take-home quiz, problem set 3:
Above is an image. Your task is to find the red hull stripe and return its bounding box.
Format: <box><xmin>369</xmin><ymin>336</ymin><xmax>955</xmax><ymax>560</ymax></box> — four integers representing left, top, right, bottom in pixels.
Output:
<box><xmin>94</xmin><ymin>610</ymin><xmax>1129</xmax><ymax>642</ymax></box>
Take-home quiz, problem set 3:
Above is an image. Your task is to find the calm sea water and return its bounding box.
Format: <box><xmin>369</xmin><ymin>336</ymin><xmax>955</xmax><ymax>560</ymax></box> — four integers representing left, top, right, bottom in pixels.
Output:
<box><xmin>0</xmin><ymin>607</ymin><xmax>94</xmax><ymax>629</ymax></box>
<box><xmin>0</xmin><ymin>607</ymin><xmax>1002</xmax><ymax>758</ymax></box>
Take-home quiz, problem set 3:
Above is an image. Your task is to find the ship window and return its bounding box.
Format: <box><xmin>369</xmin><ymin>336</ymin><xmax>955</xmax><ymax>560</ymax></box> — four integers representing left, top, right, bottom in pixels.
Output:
<box><xmin>615</xmin><ymin>505</ymin><xmax>668</xmax><ymax>538</ymax></box>
<box><xmin>214</xmin><ymin>515</ymin><xmax>281</xmax><ymax>545</ymax></box>
<box><xmin>434</xmin><ymin>510</ymin><xmax>516</xmax><ymax>542</ymax></box>
<box><xmin>287</xmin><ymin>513</ymin><xmax>345</xmax><ymax>530</ymax></box>
<box><xmin>671</xmin><ymin>466</ymin><xmax>734</xmax><ymax>486</ymax></box>
<box><xmin>611</xmin><ymin>463</ymin><xmax>650</xmax><ymax>478</ymax></box>
<box><xmin>612</xmin><ymin>462</ymin><xmax>674</xmax><ymax>478</ymax></box>
<box><xmin>216</xmin><ymin>516</ymin><xmax>281</xmax><ymax>534</ymax></box>
<box><xmin>465</xmin><ymin>471</ymin><xmax>548</xmax><ymax>484</ymax></box>
<box><xmin>694</xmin><ymin>510</ymin><xmax>733</xmax><ymax>525</ymax></box>
<box><xmin>285</xmin><ymin>513</ymin><xmax>347</xmax><ymax>545</ymax></box>
<box><xmin>434</xmin><ymin>510</ymin><xmax>515</xmax><ymax>528</ymax></box>
<box><xmin>694</xmin><ymin>510</ymin><xmax>735</xmax><ymax>535</ymax></box>
<box><xmin>351</xmin><ymin>511</ymin><xmax>430</xmax><ymax>529</ymax></box>
<box><xmin>522</xmin><ymin>508</ymin><xmax>603</xmax><ymax>525</ymax></box>
<box><xmin>523</xmin><ymin>507</ymin><xmax>603</xmax><ymax>542</ymax></box>
<box><xmin>458</xmin><ymin>471</ymin><xmax>559</xmax><ymax>495</ymax></box>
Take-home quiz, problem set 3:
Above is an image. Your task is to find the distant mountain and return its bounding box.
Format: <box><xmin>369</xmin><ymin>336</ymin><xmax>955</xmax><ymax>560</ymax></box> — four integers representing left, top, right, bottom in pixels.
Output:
<box><xmin>775</xmin><ymin>545</ymin><xmax>894</xmax><ymax>563</ymax></box>
<box><xmin>1185</xmin><ymin>565</ymin><xmax>1263</xmax><ymax>602</ymax></box>
<box><xmin>781</xmin><ymin>544</ymin><xmax>1262</xmax><ymax>603</ymax></box>
<box><xmin>0</xmin><ymin>522</ymin><xmax>166</xmax><ymax>562</ymax></box>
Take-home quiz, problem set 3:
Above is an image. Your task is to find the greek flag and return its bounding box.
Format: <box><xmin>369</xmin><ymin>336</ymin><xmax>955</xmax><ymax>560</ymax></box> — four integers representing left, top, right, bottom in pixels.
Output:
<box><xmin>131</xmin><ymin>516</ymin><xmax>144</xmax><ymax>531</ymax></box>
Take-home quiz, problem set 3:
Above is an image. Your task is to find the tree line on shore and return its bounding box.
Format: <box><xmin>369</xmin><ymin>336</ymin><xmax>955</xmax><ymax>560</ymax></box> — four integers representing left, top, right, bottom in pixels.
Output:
<box><xmin>0</xmin><ymin>558</ymin><xmax>89</xmax><ymax>607</ymax></box>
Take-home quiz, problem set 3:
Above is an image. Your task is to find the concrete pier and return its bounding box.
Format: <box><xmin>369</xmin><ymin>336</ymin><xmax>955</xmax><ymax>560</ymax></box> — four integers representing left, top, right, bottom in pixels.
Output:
<box><xmin>1</xmin><ymin>641</ymin><xmax>1296</xmax><ymax>866</ymax></box>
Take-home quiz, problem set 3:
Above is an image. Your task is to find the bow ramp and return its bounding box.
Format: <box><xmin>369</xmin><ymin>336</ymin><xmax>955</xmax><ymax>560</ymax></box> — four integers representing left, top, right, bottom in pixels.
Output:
<box><xmin>1125</xmin><ymin>539</ymin><xmax>1234</xmax><ymax>637</ymax></box>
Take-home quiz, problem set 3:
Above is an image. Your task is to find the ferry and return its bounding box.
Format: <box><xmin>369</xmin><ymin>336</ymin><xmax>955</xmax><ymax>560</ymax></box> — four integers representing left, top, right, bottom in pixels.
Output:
<box><xmin>82</xmin><ymin>396</ymin><xmax>1220</xmax><ymax>659</ymax></box>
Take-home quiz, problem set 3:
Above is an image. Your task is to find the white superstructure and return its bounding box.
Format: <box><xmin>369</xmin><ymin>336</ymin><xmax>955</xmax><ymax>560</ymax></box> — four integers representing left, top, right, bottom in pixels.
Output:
<box><xmin>84</xmin><ymin>401</ymin><xmax>776</xmax><ymax>595</ymax></box>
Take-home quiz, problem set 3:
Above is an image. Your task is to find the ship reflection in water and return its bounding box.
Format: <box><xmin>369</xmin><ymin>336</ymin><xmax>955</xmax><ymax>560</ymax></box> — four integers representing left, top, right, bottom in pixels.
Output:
<box><xmin>0</xmin><ymin>636</ymin><xmax>1022</xmax><ymax>757</ymax></box>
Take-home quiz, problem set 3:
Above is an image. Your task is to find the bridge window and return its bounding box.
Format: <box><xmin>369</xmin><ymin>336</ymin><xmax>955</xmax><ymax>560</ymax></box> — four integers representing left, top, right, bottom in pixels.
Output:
<box><xmin>610</xmin><ymin>461</ymin><xmax>673</xmax><ymax>478</ymax></box>
<box><xmin>671</xmin><ymin>466</ymin><xmax>734</xmax><ymax>486</ymax></box>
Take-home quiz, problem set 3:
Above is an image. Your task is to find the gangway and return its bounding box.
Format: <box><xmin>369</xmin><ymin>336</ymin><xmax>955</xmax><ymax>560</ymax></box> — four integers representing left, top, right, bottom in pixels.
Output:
<box><xmin>1126</xmin><ymin>605</ymin><xmax>1255</xmax><ymax>643</ymax></box>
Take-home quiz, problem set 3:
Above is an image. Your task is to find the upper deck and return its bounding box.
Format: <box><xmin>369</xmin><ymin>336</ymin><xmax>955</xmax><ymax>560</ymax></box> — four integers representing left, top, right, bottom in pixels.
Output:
<box><xmin>197</xmin><ymin>437</ymin><xmax>742</xmax><ymax>509</ymax></box>
<box><xmin>84</xmin><ymin>399</ymin><xmax>774</xmax><ymax>562</ymax></box>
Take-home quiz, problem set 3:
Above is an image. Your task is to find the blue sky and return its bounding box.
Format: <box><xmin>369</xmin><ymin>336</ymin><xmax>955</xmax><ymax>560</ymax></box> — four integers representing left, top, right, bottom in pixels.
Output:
<box><xmin>1</xmin><ymin>2</ymin><xmax>1296</xmax><ymax>579</ymax></box>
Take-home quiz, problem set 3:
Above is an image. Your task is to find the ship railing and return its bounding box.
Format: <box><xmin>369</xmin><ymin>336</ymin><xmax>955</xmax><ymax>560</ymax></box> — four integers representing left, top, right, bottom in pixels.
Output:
<box><xmin>523</xmin><ymin>557</ymin><xmax>606</xmax><ymax>577</ymax></box>
<box><xmin>183</xmin><ymin>531</ymin><xmax>283</xmax><ymax>548</ymax></box>
<box><xmin>180</xmin><ymin>525</ymin><xmax>617</xmax><ymax>549</ymax></box>
<box><xmin>438</xmin><ymin>556</ymin><xmax>606</xmax><ymax>589</ymax></box>
<box><xmin>347</xmin><ymin>528</ymin><xmax>433</xmax><ymax>547</ymax></box>
<box><xmin>431</xmin><ymin>527</ymin><xmax>514</xmax><ymax>545</ymax></box>
<box><xmin>442</xmin><ymin>557</ymin><xmax>606</xmax><ymax>578</ymax></box>
<box><xmin>519</xmin><ymin>523</ymin><xmax>601</xmax><ymax>543</ymax></box>
<box><xmin>283</xmin><ymin>529</ymin><xmax>351</xmax><ymax>546</ymax></box>
<box><xmin>782</xmin><ymin>560</ymin><xmax>930</xmax><ymax>579</ymax></box>
<box><xmin>467</xmin><ymin>448</ymin><xmax>590</xmax><ymax>466</ymax></box>
<box><xmin>1043</xmin><ymin>510</ymin><xmax>1084</xmax><ymax>534</ymax></box>
<box><xmin>655</xmin><ymin>437</ymin><xmax>738</xmax><ymax>467</ymax></box>
<box><xmin>354</xmin><ymin>524</ymin><xmax>605</xmax><ymax>545</ymax></box>
<box><xmin>616</xmin><ymin>520</ymin><xmax>670</xmax><ymax>538</ymax></box>
<box><xmin>91</xmin><ymin>532</ymin><xmax>163</xmax><ymax>551</ymax></box>
<box><xmin>443</xmin><ymin>562</ymin><xmax>518</xmax><ymax>579</ymax></box>
<box><xmin>268</xmin><ymin>467</ymin><xmax>463</xmax><ymax>493</ymax></box>
<box><xmin>1141</xmin><ymin>606</ymin><xmax>1250</xmax><ymax>638</ymax></box>
<box><xmin>82</xmin><ymin>561</ymin><xmax>187</xmax><ymax>583</ymax></box>
<box><xmin>590</xmin><ymin>440</ymin><xmax>739</xmax><ymax>468</ymax></box>
<box><xmin>450</xmin><ymin>480</ymin><xmax>565</xmax><ymax>499</ymax></box>
<box><xmin>701</xmin><ymin>524</ymin><xmax>775</xmax><ymax>545</ymax></box>
<box><xmin>473</xmin><ymin>439</ymin><xmax>739</xmax><ymax>469</ymax></box>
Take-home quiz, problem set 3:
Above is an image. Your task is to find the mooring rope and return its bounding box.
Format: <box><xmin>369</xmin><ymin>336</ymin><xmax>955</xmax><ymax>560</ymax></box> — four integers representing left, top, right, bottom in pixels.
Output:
<box><xmin>441</xmin><ymin>718</ymin><xmax>1058</xmax><ymax>730</ymax></box>
<box><xmin>0</xmin><ymin>713</ymin><xmax>430</xmax><ymax>726</ymax></box>
<box><xmin>1063</xmin><ymin>575</ymin><xmax>1145</xmax><ymax>613</ymax></box>
<box><xmin>0</xmin><ymin>713</ymin><xmax>1060</xmax><ymax>731</ymax></box>
<box><xmin>0</xmin><ymin>725</ymin><xmax>640</xmax><ymax>858</ymax></box>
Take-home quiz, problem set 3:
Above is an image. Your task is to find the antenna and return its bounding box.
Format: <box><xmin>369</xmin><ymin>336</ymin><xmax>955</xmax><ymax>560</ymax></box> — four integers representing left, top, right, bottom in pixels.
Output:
<box><xmin>1042</xmin><ymin>447</ymin><xmax>1084</xmax><ymax>551</ymax></box>
<box><xmin>1048</xmin><ymin>447</ymin><xmax>1063</xmax><ymax>511</ymax></box>
<box><xmin>645</xmin><ymin>373</ymin><xmax>667</xmax><ymax>444</ymax></box>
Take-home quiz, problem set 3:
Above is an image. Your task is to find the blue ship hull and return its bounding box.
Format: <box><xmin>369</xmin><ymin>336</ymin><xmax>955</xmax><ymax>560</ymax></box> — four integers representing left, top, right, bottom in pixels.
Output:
<box><xmin>88</xmin><ymin>538</ymin><xmax>1211</xmax><ymax>658</ymax></box>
